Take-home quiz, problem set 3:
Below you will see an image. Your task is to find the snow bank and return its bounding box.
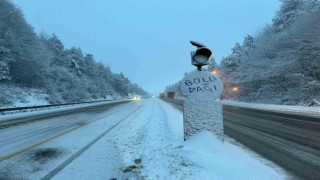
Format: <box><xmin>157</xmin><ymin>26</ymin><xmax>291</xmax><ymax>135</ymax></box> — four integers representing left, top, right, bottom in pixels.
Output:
<box><xmin>182</xmin><ymin>131</ymin><xmax>285</xmax><ymax>179</ymax></box>
<box><xmin>113</xmin><ymin>98</ymin><xmax>288</xmax><ymax>179</ymax></box>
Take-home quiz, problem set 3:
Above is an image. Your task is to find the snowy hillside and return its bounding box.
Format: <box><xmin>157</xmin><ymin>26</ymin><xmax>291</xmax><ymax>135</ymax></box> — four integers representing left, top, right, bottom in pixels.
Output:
<box><xmin>220</xmin><ymin>0</ymin><xmax>320</xmax><ymax>105</ymax></box>
<box><xmin>0</xmin><ymin>0</ymin><xmax>147</xmax><ymax>108</ymax></box>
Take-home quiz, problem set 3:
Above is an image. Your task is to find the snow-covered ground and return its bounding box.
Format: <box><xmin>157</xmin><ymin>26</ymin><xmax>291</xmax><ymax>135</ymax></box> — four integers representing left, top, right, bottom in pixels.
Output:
<box><xmin>0</xmin><ymin>85</ymin><xmax>50</xmax><ymax>108</ymax></box>
<box><xmin>223</xmin><ymin>100</ymin><xmax>320</xmax><ymax>117</ymax></box>
<box><xmin>112</xmin><ymin>98</ymin><xmax>288</xmax><ymax>179</ymax></box>
<box><xmin>11</xmin><ymin>92</ymin><xmax>49</xmax><ymax>108</ymax></box>
<box><xmin>0</xmin><ymin>98</ymin><xmax>289</xmax><ymax>179</ymax></box>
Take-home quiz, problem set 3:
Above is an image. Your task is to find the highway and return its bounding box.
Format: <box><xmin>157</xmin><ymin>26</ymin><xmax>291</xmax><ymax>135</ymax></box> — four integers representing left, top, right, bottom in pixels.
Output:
<box><xmin>162</xmin><ymin>98</ymin><xmax>320</xmax><ymax>180</ymax></box>
<box><xmin>1</xmin><ymin>98</ymin><xmax>319</xmax><ymax>179</ymax></box>
<box><xmin>0</xmin><ymin>100</ymin><xmax>135</xmax><ymax>161</ymax></box>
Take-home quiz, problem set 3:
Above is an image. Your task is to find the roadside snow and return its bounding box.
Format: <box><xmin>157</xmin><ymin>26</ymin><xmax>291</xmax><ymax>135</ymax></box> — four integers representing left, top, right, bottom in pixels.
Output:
<box><xmin>113</xmin><ymin>98</ymin><xmax>288</xmax><ymax>179</ymax></box>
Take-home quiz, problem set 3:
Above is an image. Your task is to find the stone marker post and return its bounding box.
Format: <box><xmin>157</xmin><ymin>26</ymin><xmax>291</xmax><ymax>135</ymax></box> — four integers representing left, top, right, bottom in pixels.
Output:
<box><xmin>180</xmin><ymin>41</ymin><xmax>224</xmax><ymax>141</ymax></box>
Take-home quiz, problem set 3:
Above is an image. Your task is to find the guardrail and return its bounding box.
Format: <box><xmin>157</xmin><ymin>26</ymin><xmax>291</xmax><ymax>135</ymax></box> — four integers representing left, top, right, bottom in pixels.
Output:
<box><xmin>0</xmin><ymin>99</ymin><xmax>119</xmax><ymax>115</ymax></box>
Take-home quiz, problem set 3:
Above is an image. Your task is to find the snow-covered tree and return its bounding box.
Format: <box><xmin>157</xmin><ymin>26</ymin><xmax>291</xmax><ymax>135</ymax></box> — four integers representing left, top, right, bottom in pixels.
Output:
<box><xmin>48</xmin><ymin>33</ymin><xmax>64</xmax><ymax>55</ymax></box>
<box><xmin>272</xmin><ymin>0</ymin><xmax>305</xmax><ymax>30</ymax></box>
<box><xmin>83</xmin><ymin>53</ymin><xmax>97</xmax><ymax>77</ymax></box>
<box><xmin>243</xmin><ymin>35</ymin><xmax>255</xmax><ymax>49</ymax></box>
<box><xmin>273</xmin><ymin>0</ymin><xmax>320</xmax><ymax>31</ymax></box>
<box><xmin>112</xmin><ymin>73</ymin><xmax>130</xmax><ymax>96</ymax></box>
<box><xmin>65</xmin><ymin>47</ymin><xmax>84</xmax><ymax>76</ymax></box>
<box><xmin>208</xmin><ymin>57</ymin><xmax>219</xmax><ymax>71</ymax></box>
<box><xmin>220</xmin><ymin>43</ymin><xmax>243</xmax><ymax>73</ymax></box>
<box><xmin>0</xmin><ymin>61</ymin><xmax>10</xmax><ymax>81</ymax></box>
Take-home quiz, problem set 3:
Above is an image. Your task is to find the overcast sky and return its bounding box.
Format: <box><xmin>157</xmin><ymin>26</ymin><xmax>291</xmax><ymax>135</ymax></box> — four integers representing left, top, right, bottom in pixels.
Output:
<box><xmin>11</xmin><ymin>0</ymin><xmax>280</xmax><ymax>95</ymax></box>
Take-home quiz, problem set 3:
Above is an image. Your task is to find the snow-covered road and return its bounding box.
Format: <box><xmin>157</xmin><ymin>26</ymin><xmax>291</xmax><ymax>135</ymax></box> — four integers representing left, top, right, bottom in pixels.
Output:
<box><xmin>0</xmin><ymin>100</ymin><xmax>142</xmax><ymax>179</ymax></box>
<box><xmin>0</xmin><ymin>98</ymin><xmax>289</xmax><ymax>179</ymax></box>
<box><xmin>0</xmin><ymin>101</ymin><xmax>136</xmax><ymax>160</ymax></box>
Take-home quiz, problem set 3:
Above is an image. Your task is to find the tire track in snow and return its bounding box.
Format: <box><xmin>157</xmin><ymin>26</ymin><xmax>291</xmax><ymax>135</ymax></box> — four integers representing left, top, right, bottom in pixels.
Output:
<box><xmin>41</xmin><ymin>102</ymin><xmax>143</xmax><ymax>180</ymax></box>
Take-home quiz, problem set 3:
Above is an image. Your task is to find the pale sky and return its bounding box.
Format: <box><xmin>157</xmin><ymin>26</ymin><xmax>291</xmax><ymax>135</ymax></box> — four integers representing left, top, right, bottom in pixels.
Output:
<box><xmin>11</xmin><ymin>0</ymin><xmax>280</xmax><ymax>95</ymax></box>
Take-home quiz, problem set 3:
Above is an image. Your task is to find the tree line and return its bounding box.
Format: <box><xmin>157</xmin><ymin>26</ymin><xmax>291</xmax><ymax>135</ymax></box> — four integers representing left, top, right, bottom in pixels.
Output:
<box><xmin>0</xmin><ymin>0</ymin><xmax>147</xmax><ymax>105</ymax></box>
<box><xmin>220</xmin><ymin>0</ymin><xmax>320</xmax><ymax>105</ymax></box>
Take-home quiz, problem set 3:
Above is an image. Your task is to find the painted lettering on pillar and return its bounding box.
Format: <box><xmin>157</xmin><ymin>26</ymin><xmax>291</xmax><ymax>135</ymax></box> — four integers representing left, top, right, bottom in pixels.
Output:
<box><xmin>180</xmin><ymin>71</ymin><xmax>223</xmax><ymax>99</ymax></box>
<box><xmin>184</xmin><ymin>76</ymin><xmax>219</xmax><ymax>94</ymax></box>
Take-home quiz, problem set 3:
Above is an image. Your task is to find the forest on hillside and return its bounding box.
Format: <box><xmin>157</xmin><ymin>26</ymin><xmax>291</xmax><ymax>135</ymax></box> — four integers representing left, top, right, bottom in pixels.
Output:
<box><xmin>220</xmin><ymin>0</ymin><xmax>320</xmax><ymax>105</ymax></box>
<box><xmin>0</xmin><ymin>0</ymin><xmax>147</xmax><ymax>107</ymax></box>
<box><xmin>165</xmin><ymin>0</ymin><xmax>320</xmax><ymax>106</ymax></box>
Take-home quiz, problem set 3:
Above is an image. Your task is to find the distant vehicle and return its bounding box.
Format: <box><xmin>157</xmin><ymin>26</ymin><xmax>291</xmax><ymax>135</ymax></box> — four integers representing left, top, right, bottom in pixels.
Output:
<box><xmin>166</xmin><ymin>92</ymin><xmax>175</xmax><ymax>99</ymax></box>
<box><xmin>159</xmin><ymin>93</ymin><xmax>166</xmax><ymax>98</ymax></box>
<box><xmin>132</xmin><ymin>95</ymin><xmax>141</xmax><ymax>100</ymax></box>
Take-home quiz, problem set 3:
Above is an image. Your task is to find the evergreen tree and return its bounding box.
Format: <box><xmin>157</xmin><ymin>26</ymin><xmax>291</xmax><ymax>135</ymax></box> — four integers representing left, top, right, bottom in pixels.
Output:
<box><xmin>243</xmin><ymin>35</ymin><xmax>255</xmax><ymax>49</ymax></box>
<box><xmin>48</xmin><ymin>33</ymin><xmax>64</xmax><ymax>55</ymax></box>
<box><xmin>83</xmin><ymin>53</ymin><xmax>97</xmax><ymax>77</ymax></box>
<box><xmin>0</xmin><ymin>61</ymin><xmax>10</xmax><ymax>81</ymax></box>
<box><xmin>273</xmin><ymin>0</ymin><xmax>304</xmax><ymax>30</ymax></box>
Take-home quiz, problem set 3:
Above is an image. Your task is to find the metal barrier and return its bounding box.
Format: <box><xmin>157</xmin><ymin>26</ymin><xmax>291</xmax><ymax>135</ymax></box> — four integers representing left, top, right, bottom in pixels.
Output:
<box><xmin>0</xmin><ymin>99</ymin><xmax>117</xmax><ymax>115</ymax></box>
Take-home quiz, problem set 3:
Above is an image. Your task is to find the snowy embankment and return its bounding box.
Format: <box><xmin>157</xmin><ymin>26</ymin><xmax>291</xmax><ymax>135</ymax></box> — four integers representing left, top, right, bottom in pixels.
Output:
<box><xmin>0</xmin><ymin>85</ymin><xmax>125</xmax><ymax>109</ymax></box>
<box><xmin>222</xmin><ymin>100</ymin><xmax>320</xmax><ymax>117</ymax></box>
<box><xmin>0</xmin><ymin>85</ymin><xmax>50</xmax><ymax>108</ymax></box>
<box><xmin>113</xmin><ymin>98</ymin><xmax>288</xmax><ymax>179</ymax></box>
<box><xmin>0</xmin><ymin>85</ymin><xmax>129</xmax><ymax>117</ymax></box>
